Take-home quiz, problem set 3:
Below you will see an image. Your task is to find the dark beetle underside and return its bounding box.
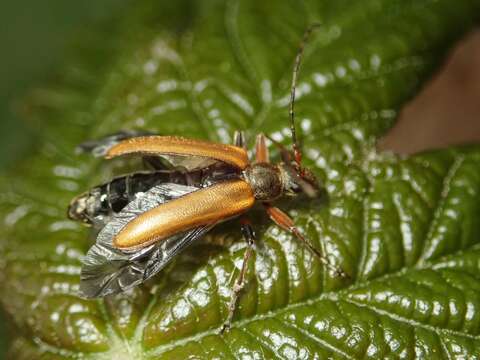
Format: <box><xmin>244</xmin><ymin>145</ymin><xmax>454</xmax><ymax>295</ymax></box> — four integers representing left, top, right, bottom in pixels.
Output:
<box><xmin>68</xmin><ymin>164</ymin><xmax>239</xmax><ymax>229</ymax></box>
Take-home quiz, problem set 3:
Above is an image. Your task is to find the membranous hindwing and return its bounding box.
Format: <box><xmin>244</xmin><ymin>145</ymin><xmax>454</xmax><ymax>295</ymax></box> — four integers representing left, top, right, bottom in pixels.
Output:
<box><xmin>80</xmin><ymin>183</ymin><xmax>214</xmax><ymax>298</ymax></box>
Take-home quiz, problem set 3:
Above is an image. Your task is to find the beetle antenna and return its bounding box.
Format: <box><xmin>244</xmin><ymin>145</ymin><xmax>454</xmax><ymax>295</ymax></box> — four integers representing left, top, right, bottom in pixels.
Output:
<box><xmin>289</xmin><ymin>23</ymin><xmax>320</xmax><ymax>171</ymax></box>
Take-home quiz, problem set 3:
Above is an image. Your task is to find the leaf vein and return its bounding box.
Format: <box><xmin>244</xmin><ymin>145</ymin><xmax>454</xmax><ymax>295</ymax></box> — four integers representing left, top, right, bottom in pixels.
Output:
<box><xmin>343</xmin><ymin>298</ymin><xmax>480</xmax><ymax>341</ymax></box>
<box><xmin>417</xmin><ymin>155</ymin><xmax>465</xmax><ymax>265</ymax></box>
<box><xmin>278</xmin><ymin>316</ymin><xmax>355</xmax><ymax>359</ymax></box>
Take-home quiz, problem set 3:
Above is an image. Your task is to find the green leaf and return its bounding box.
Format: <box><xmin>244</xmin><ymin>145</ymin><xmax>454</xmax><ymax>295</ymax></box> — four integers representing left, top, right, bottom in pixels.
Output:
<box><xmin>1</xmin><ymin>0</ymin><xmax>480</xmax><ymax>358</ymax></box>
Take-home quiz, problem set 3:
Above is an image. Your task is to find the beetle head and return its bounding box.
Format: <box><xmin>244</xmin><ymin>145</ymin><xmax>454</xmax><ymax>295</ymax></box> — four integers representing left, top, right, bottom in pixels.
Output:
<box><xmin>279</xmin><ymin>162</ymin><xmax>320</xmax><ymax>198</ymax></box>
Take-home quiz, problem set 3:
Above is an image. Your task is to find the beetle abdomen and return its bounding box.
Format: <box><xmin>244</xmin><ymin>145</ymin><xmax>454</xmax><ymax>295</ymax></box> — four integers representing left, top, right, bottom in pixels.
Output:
<box><xmin>68</xmin><ymin>169</ymin><xmax>212</xmax><ymax>227</ymax></box>
<box><xmin>113</xmin><ymin>179</ymin><xmax>255</xmax><ymax>249</ymax></box>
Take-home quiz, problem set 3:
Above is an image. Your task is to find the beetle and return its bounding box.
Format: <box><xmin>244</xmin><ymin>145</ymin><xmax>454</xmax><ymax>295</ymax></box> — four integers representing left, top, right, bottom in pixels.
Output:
<box><xmin>68</xmin><ymin>24</ymin><xmax>346</xmax><ymax>332</ymax></box>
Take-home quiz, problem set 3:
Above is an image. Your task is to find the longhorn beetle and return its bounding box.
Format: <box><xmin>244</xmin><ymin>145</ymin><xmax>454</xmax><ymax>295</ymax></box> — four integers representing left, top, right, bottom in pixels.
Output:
<box><xmin>68</xmin><ymin>24</ymin><xmax>347</xmax><ymax>332</ymax></box>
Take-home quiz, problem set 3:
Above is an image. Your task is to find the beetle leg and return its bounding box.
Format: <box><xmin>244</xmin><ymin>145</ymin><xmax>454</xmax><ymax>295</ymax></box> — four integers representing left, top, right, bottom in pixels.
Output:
<box><xmin>255</xmin><ymin>133</ymin><xmax>270</xmax><ymax>163</ymax></box>
<box><xmin>264</xmin><ymin>204</ymin><xmax>348</xmax><ymax>278</ymax></box>
<box><xmin>220</xmin><ymin>218</ymin><xmax>255</xmax><ymax>333</ymax></box>
<box><xmin>233</xmin><ymin>131</ymin><xmax>247</xmax><ymax>150</ymax></box>
<box><xmin>264</xmin><ymin>134</ymin><xmax>294</xmax><ymax>164</ymax></box>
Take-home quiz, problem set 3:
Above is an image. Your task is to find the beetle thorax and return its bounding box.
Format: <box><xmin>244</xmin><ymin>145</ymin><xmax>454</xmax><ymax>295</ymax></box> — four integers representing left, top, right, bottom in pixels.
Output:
<box><xmin>244</xmin><ymin>163</ymin><xmax>283</xmax><ymax>201</ymax></box>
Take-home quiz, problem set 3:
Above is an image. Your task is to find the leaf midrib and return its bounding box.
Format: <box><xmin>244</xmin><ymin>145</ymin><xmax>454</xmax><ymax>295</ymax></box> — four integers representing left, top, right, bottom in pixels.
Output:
<box><xmin>144</xmin><ymin>242</ymin><xmax>480</xmax><ymax>356</ymax></box>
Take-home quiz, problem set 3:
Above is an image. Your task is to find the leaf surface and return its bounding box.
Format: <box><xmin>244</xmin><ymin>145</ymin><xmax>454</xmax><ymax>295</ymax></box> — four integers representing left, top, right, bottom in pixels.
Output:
<box><xmin>1</xmin><ymin>0</ymin><xmax>480</xmax><ymax>358</ymax></box>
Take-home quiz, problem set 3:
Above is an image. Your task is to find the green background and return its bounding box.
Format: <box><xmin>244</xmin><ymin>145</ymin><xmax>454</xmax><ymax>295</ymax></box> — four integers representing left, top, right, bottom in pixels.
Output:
<box><xmin>1</xmin><ymin>0</ymin><xmax>479</xmax><ymax>358</ymax></box>
<box><xmin>0</xmin><ymin>1</ymin><xmax>130</xmax><ymax>169</ymax></box>
<box><xmin>0</xmin><ymin>1</ymin><xmax>130</xmax><ymax>357</ymax></box>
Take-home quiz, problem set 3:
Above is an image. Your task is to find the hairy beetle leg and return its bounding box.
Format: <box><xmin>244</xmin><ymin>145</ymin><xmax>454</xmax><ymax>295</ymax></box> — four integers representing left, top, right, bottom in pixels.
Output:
<box><xmin>255</xmin><ymin>133</ymin><xmax>270</xmax><ymax>163</ymax></box>
<box><xmin>220</xmin><ymin>218</ymin><xmax>256</xmax><ymax>334</ymax></box>
<box><xmin>233</xmin><ymin>130</ymin><xmax>247</xmax><ymax>150</ymax></box>
<box><xmin>264</xmin><ymin>134</ymin><xmax>294</xmax><ymax>164</ymax></box>
<box><xmin>264</xmin><ymin>204</ymin><xmax>348</xmax><ymax>278</ymax></box>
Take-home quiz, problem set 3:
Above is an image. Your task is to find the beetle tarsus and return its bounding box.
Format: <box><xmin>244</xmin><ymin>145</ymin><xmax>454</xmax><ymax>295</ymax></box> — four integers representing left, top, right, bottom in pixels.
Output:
<box><xmin>289</xmin><ymin>226</ymin><xmax>347</xmax><ymax>278</ymax></box>
<box><xmin>221</xmin><ymin>219</ymin><xmax>255</xmax><ymax>333</ymax></box>
<box><xmin>219</xmin><ymin>322</ymin><xmax>231</xmax><ymax>334</ymax></box>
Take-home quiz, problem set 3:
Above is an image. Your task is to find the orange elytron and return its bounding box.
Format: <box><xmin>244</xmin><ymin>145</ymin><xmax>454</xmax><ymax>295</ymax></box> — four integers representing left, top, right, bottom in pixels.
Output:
<box><xmin>113</xmin><ymin>179</ymin><xmax>255</xmax><ymax>249</ymax></box>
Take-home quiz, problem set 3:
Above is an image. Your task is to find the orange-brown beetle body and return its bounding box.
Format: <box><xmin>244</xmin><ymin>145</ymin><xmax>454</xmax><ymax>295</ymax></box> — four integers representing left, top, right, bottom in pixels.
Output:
<box><xmin>68</xmin><ymin>24</ymin><xmax>346</xmax><ymax>333</ymax></box>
